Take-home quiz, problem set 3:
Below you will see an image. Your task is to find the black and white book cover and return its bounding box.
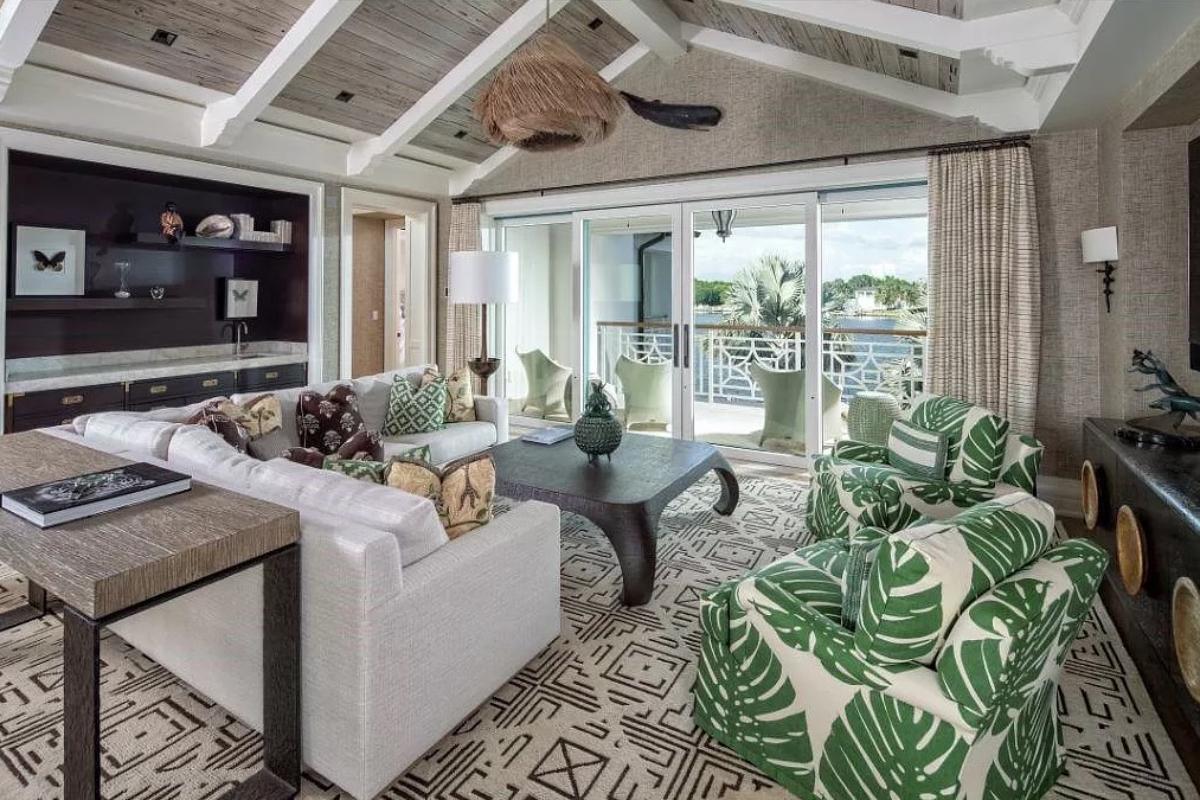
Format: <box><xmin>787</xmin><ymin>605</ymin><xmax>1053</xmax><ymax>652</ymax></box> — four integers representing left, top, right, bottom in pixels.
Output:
<box><xmin>2</xmin><ymin>463</ymin><xmax>191</xmax><ymax>528</ymax></box>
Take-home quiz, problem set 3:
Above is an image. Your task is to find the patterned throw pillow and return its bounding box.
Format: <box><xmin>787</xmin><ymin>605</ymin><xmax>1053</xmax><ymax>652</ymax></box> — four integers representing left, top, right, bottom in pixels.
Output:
<box><xmin>322</xmin><ymin>446</ymin><xmax>433</xmax><ymax>484</ymax></box>
<box><xmin>296</xmin><ymin>384</ymin><xmax>367</xmax><ymax>454</ymax></box>
<box><xmin>198</xmin><ymin>405</ymin><xmax>250</xmax><ymax>452</ymax></box>
<box><xmin>908</xmin><ymin>394</ymin><xmax>1010</xmax><ymax>486</ymax></box>
<box><xmin>422</xmin><ymin>366</ymin><xmax>476</xmax><ymax>423</ymax></box>
<box><xmin>386</xmin><ymin>452</ymin><xmax>495</xmax><ymax>538</ymax></box>
<box><xmin>886</xmin><ymin>419</ymin><xmax>948</xmax><ymax>480</ymax></box>
<box><xmin>281</xmin><ymin>428</ymin><xmax>383</xmax><ymax>467</ymax></box>
<box><xmin>214</xmin><ymin>394</ymin><xmax>281</xmax><ymax>438</ymax></box>
<box><xmin>383</xmin><ymin>373</ymin><xmax>446</xmax><ymax>436</ymax></box>
<box><xmin>841</xmin><ymin>537</ymin><xmax>882</xmax><ymax>632</ymax></box>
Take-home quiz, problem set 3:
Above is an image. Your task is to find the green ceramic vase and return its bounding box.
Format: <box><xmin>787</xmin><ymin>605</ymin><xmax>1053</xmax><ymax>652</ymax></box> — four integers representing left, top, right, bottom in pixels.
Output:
<box><xmin>574</xmin><ymin>379</ymin><xmax>623</xmax><ymax>463</ymax></box>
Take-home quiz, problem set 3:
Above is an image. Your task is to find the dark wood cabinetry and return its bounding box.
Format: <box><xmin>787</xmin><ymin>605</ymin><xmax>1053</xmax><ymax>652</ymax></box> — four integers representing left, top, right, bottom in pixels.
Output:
<box><xmin>1082</xmin><ymin>418</ymin><xmax>1200</xmax><ymax>789</ymax></box>
<box><xmin>4</xmin><ymin>362</ymin><xmax>306</xmax><ymax>431</ymax></box>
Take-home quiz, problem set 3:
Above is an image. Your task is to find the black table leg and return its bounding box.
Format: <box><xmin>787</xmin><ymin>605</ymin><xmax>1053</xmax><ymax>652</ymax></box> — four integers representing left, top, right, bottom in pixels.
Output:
<box><xmin>595</xmin><ymin>505</ymin><xmax>658</xmax><ymax>606</ymax></box>
<box><xmin>0</xmin><ymin>579</ymin><xmax>52</xmax><ymax>633</ymax></box>
<box><xmin>63</xmin><ymin>606</ymin><xmax>100</xmax><ymax>800</ymax></box>
<box><xmin>264</xmin><ymin>545</ymin><xmax>301</xmax><ymax>792</ymax></box>
<box><xmin>712</xmin><ymin>462</ymin><xmax>740</xmax><ymax>516</ymax></box>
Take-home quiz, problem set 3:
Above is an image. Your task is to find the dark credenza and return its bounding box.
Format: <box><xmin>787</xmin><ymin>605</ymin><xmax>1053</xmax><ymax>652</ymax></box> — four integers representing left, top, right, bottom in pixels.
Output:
<box><xmin>5</xmin><ymin>362</ymin><xmax>306</xmax><ymax>431</ymax></box>
<box><xmin>1082</xmin><ymin>417</ymin><xmax>1200</xmax><ymax>788</ymax></box>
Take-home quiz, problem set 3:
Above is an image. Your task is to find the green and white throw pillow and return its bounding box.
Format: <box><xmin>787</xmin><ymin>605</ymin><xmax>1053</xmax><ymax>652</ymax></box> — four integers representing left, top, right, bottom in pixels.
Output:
<box><xmin>886</xmin><ymin>418</ymin><xmax>948</xmax><ymax>479</ymax></box>
<box><xmin>383</xmin><ymin>374</ymin><xmax>446</xmax><ymax>436</ymax></box>
<box><xmin>841</xmin><ymin>536</ymin><xmax>882</xmax><ymax>632</ymax></box>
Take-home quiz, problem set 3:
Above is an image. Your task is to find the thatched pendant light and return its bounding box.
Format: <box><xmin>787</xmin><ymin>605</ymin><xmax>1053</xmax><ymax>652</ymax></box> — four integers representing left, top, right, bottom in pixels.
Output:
<box><xmin>476</xmin><ymin>33</ymin><xmax>624</xmax><ymax>152</ymax></box>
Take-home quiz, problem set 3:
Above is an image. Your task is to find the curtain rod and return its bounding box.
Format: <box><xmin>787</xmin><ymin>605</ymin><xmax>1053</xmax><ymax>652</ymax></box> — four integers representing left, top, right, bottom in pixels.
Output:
<box><xmin>451</xmin><ymin>134</ymin><xmax>1033</xmax><ymax>205</ymax></box>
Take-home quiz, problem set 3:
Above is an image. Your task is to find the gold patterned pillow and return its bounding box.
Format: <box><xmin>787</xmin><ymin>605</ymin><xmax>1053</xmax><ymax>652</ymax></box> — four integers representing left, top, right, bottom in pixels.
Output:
<box><xmin>386</xmin><ymin>453</ymin><xmax>495</xmax><ymax>538</ymax></box>
<box><xmin>421</xmin><ymin>366</ymin><xmax>476</xmax><ymax>423</ymax></box>
<box><xmin>213</xmin><ymin>394</ymin><xmax>282</xmax><ymax>438</ymax></box>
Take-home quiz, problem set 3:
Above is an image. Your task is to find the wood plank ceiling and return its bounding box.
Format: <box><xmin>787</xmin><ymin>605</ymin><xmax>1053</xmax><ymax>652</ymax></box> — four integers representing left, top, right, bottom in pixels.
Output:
<box><xmin>664</xmin><ymin>0</ymin><xmax>959</xmax><ymax>93</ymax></box>
<box><xmin>36</xmin><ymin>0</ymin><xmax>959</xmax><ymax>165</ymax></box>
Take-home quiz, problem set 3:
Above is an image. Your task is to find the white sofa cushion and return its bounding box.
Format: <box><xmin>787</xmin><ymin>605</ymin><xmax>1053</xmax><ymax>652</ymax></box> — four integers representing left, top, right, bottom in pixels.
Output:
<box><xmin>351</xmin><ymin>378</ymin><xmax>392</xmax><ymax>433</ymax></box>
<box><xmin>80</xmin><ymin>414</ymin><xmax>181</xmax><ymax>460</ymax></box>
<box><xmin>383</xmin><ymin>421</ymin><xmax>497</xmax><ymax>465</ymax></box>
<box><xmin>167</xmin><ymin>425</ymin><xmax>263</xmax><ymax>487</ymax></box>
<box><xmin>253</xmin><ymin>458</ymin><xmax>447</xmax><ymax>565</ymax></box>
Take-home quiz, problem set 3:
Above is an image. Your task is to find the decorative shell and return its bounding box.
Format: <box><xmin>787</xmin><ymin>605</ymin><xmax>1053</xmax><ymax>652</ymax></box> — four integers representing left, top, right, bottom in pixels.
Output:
<box><xmin>195</xmin><ymin>214</ymin><xmax>236</xmax><ymax>239</ymax></box>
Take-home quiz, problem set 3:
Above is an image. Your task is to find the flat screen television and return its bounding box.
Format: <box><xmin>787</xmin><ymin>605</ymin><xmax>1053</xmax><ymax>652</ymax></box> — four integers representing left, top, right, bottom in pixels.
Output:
<box><xmin>1191</xmin><ymin>135</ymin><xmax>1200</xmax><ymax>369</ymax></box>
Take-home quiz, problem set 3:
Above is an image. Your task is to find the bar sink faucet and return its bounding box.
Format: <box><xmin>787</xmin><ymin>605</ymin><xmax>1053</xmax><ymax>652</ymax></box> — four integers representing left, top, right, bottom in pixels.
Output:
<box><xmin>222</xmin><ymin>321</ymin><xmax>249</xmax><ymax>357</ymax></box>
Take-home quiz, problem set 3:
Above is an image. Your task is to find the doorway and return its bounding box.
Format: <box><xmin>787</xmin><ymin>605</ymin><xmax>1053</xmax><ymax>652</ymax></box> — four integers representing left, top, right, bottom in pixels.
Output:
<box><xmin>339</xmin><ymin>188</ymin><xmax>436</xmax><ymax>379</ymax></box>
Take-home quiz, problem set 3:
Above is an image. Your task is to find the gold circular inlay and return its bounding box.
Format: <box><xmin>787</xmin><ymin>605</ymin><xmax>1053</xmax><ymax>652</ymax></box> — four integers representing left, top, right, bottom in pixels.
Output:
<box><xmin>1115</xmin><ymin>505</ymin><xmax>1145</xmax><ymax>596</ymax></box>
<box><xmin>1080</xmin><ymin>460</ymin><xmax>1100</xmax><ymax>530</ymax></box>
<box><xmin>1173</xmin><ymin>577</ymin><xmax>1200</xmax><ymax>704</ymax></box>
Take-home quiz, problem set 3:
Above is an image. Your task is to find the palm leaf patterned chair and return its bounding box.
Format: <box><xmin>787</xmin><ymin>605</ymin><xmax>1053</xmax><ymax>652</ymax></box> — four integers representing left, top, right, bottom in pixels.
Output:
<box><xmin>694</xmin><ymin>492</ymin><xmax>1108</xmax><ymax>800</ymax></box>
<box><xmin>806</xmin><ymin>394</ymin><xmax>1043</xmax><ymax>541</ymax></box>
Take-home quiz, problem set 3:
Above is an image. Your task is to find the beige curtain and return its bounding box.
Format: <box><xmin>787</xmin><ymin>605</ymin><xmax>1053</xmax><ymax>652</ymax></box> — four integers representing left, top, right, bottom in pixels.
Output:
<box><xmin>445</xmin><ymin>202</ymin><xmax>482</xmax><ymax>373</ymax></box>
<box><xmin>927</xmin><ymin>143</ymin><xmax>1041</xmax><ymax>434</ymax></box>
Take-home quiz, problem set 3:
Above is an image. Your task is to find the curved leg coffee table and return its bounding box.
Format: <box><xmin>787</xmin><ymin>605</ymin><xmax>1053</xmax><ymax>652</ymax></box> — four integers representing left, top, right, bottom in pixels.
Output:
<box><xmin>493</xmin><ymin>433</ymin><xmax>740</xmax><ymax>605</ymax></box>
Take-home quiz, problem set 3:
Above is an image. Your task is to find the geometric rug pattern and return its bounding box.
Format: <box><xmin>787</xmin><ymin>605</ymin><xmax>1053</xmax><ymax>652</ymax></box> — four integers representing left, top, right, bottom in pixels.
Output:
<box><xmin>0</xmin><ymin>474</ymin><xmax>1196</xmax><ymax>799</ymax></box>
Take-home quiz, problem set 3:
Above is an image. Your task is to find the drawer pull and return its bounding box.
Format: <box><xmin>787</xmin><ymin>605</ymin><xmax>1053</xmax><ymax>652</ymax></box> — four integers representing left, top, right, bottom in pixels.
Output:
<box><xmin>265</xmin><ymin>371</ymin><xmax>279</xmax><ymax>380</ymax></box>
<box><xmin>201</xmin><ymin>378</ymin><xmax>219</xmax><ymax>388</ymax></box>
<box><xmin>149</xmin><ymin>385</ymin><xmax>167</xmax><ymax>395</ymax></box>
<box><xmin>1115</xmin><ymin>505</ymin><xmax>1145</xmax><ymax>596</ymax></box>
<box><xmin>61</xmin><ymin>395</ymin><xmax>83</xmax><ymax>406</ymax></box>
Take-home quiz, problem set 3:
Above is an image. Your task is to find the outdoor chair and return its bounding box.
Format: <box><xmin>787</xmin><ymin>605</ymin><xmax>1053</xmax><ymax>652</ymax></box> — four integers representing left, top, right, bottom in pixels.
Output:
<box><xmin>748</xmin><ymin>363</ymin><xmax>843</xmax><ymax>451</ymax></box>
<box><xmin>614</xmin><ymin>354</ymin><xmax>671</xmax><ymax>430</ymax></box>
<box><xmin>517</xmin><ymin>348</ymin><xmax>572</xmax><ymax>421</ymax></box>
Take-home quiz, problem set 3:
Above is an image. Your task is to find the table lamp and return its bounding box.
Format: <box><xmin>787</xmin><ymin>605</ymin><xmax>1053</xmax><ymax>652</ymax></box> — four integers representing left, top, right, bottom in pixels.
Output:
<box><xmin>448</xmin><ymin>250</ymin><xmax>519</xmax><ymax>387</ymax></box>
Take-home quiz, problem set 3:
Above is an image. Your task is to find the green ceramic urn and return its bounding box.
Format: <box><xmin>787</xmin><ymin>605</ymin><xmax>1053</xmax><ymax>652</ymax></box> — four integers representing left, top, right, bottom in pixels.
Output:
<box><xmin>574</xmin><ymin>379</ymin><xmax>623</xmax><ymax>463</ymax></box>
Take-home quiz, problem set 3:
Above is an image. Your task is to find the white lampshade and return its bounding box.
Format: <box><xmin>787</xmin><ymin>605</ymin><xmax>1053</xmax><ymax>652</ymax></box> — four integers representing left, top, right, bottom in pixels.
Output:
<box><xmin>448</xmin><ymin>251</ymin><xmax>519</xmax><ymax>304</ymax></box>
<box><xmin>1081</xmin><ymin>226</ymin><xmax>1119</xmax><ymax>263</ymax></box>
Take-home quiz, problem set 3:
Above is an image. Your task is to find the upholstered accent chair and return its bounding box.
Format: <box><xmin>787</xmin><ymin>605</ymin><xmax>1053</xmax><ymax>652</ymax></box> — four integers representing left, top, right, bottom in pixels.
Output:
<box><xmin>614</xmin><ymin>354</ymin><xmax>671</xmax><ymax>430</ymax></box>
<box><xmin>694</xmin><ymin>493</ymin><xmax>1108</xmax><ymax>800</ymax></box>
<box><xmin>748</xmin><ymin>364</ymin><xmax>843</xmax><ymax>451</ymax></box>
<box><xmin>516</xmin><ymin>348</ymin><xmax>572</xmax><ymax>422</ymax></box>
<box><xmin>806</xmin><ymin>393</ymin><xmax>1043</xmax><ymax>541</ymax></box>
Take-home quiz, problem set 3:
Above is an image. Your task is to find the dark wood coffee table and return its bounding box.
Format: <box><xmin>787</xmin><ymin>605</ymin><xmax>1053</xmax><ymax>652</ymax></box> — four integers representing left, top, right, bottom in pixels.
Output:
<box><xmin>492</xmin><ymin>433</ymin><xmax>739</xmax><ymax>605</ymax></box>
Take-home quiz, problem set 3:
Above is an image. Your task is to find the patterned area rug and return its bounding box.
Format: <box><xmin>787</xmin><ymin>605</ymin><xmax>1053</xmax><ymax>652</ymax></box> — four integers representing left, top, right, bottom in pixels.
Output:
<box><xmin>0</xmin><ymin>475</ymin><xmax>1196</xmax><ymax>799</ymax></box>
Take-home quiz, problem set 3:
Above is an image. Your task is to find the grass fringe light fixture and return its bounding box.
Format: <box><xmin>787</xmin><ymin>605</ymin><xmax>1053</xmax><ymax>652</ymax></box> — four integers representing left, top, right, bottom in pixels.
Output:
<box><xmin>476</xmin><ymin>33</ymin><xmax>625</xmax><ymax>152</ymax></box>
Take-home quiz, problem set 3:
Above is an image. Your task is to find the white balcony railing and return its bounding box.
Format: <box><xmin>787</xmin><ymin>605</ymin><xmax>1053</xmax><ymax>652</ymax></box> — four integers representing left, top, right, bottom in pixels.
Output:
<box><xmin>595</xmin><ymin>321</ymin><xmax>925</xmax><ymax>404</ymax></box>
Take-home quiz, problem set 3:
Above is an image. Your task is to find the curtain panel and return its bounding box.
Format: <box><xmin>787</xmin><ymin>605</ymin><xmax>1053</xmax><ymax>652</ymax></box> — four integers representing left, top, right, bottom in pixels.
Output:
<box><xmin>445</xmin><ymin>202</ymin><xmax>483</xmax><ymax>375</ymax></box>
<box><xmin>927</xmin><ymin>144</ymin><xmax>1041</xmax><ymax>435</ymax></box>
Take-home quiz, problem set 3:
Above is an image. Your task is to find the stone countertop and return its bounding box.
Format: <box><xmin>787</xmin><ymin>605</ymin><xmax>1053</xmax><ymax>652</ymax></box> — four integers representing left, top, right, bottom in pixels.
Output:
<box><xmin>6</xmin><ymin>346</ymin><xmax>308</xmax><ymax>394</ymax></box>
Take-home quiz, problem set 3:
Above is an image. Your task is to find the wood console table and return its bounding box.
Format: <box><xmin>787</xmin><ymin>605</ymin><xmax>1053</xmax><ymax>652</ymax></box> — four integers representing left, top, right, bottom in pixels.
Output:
<box><xmin>0</xmin><ymin>431</ymin><xmax>302</xmax><ymax>800</ymax></box>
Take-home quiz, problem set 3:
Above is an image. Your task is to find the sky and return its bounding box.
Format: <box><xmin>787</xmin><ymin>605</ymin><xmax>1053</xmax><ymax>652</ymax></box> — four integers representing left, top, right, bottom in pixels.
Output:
<box><xmin>693</xmin><ymin>217</ymin><xmax>928</xmax><ymax>284</ymax></box>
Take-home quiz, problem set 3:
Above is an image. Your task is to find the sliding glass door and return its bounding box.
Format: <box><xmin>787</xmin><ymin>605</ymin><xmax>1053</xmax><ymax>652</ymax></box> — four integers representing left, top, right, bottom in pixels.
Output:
<box><xmin>495</xmin><ymin>185</ymin><xmax>927</xmax><ymax>467</ymax></box>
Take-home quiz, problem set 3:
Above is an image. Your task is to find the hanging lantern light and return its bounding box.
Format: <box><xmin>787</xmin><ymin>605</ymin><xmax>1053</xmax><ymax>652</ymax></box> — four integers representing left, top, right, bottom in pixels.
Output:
<box><xmin>713</xmin><ymin>209</ymin><xmax>736</xmax><ymax>242</ymax></box>
<box><xmin>475</xmin><ymin>34</ymin><xmax>625</xmax><ymax>152</ymax></box>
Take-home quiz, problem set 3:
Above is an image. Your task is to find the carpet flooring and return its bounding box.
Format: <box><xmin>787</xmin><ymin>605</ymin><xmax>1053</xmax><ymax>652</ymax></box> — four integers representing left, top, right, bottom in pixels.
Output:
<box><xmin>0</xmin><ymin>474</ymin><xmax>1196</xmax><ymax>799</ymax></box>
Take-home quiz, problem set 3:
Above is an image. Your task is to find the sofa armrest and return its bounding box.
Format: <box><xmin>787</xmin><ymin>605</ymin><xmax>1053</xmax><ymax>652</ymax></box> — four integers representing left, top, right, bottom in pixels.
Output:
<box><xmin>831</xmin><ymin>439</ymin><xmax>889</xmax><ymax>463</ymax></box>
<box><xmin>474</xmin><ymin>395</ymin><xmax>508</xmax><ymax>444</ymax></box>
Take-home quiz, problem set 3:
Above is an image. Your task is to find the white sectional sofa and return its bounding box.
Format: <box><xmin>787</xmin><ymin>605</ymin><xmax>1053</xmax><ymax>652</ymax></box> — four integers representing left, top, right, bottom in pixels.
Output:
<box><xmin>45</xmin><ymin>367</ymin><xmax>560</xmax><ymax>799</ymax></box>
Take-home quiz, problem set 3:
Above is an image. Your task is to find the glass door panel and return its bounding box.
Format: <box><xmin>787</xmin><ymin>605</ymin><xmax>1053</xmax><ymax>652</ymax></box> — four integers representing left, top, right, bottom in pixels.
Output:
<box><xmin>581</xmin><ymin>208</ymin><xmax>678</xmax><ymax>437</ymax></box>
<box><xmin>820</xmin><ymin>196</ymin><xmax>929</xmax><ymax>450</ymax></box>
<box><xmin>499</xmin><ymin>218</ymin><xmax>576</xmax><ymax>423</ymax></box>
<box><xmin>686</xmin><ymin>200</ymin><xmax>811</xmax><ymax>458</ymax></box>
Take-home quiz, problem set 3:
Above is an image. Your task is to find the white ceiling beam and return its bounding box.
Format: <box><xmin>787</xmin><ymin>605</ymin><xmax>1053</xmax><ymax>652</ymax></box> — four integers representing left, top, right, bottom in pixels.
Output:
<box><xmin>201</xmin><ymin>0</ymin><xmax>360</xmax><ymax>147</ymax></box>
<box><xmin>450</xmin><ymin>42</ymin><xmax>651</xmax><ymax>195</ymax></box>
<box><xmin>720</xmin><ymin>0</ymin><xmax>1081</xmax><ymax>78</ymax></box>
<box><xmin>0</xmin><ymin>0</ymin><xmax>58</xmax><ymax>103</ymax></box>
<box><xmin>347</xmin><ymin>0</ymin><xmax>568</xmax><ymax>177</ymax></box>
<box><xmin>599</xmin><ymin>0</ymin><xmax>686</xmax><ymax>63</ymax></box>
<box><xmin>682</xmin><ymin>25</ymin><xmax>1039</xmax><ymax>131</ymax></box>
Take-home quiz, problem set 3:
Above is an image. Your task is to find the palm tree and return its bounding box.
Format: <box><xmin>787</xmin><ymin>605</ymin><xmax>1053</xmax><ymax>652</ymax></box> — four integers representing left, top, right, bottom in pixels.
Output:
<box><xmin>723</xmin><ymin>254</ymin><xmax>805</xmax><ymax>328</ymax></box>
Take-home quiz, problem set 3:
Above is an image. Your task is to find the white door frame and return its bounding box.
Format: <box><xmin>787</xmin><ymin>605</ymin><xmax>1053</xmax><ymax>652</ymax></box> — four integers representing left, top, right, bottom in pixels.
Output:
<box><xmin>339</xmin><ymin>187</ymin><xmax>437</xmax><ymax>379</ymax></box>
<box><xmin>383</xmin><ymin>220</ymin><xmax>406</xmax><ymax>371</ymax></box>
<box><xmin>573</xmin><ymin>203</ymin><xmax>682</xmax><ymax>427</ymax></box>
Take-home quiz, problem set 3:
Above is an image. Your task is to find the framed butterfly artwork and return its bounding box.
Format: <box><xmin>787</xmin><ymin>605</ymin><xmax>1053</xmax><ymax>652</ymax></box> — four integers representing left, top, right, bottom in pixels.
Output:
<box><xmin>13</xmin><ymin>225</ymin><xmax>85</xmax><ymax>296</ymax></box>
<box><xmin>223</xmin><ymin>278</ymin><xmax>258</xmax><ymax>320</ymax></box>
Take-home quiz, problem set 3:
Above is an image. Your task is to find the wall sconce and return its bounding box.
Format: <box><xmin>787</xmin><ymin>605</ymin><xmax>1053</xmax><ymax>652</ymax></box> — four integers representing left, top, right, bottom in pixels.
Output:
<box><xmin>1082</xmin><ymin>226</ymin><xmax>1119</xmax><ymax>313</ymax></box>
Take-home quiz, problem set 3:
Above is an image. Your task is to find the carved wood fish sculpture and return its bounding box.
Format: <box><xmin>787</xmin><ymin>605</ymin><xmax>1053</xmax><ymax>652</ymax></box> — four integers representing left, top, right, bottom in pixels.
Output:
<box><xmin>620</xmin><ymin>92</ymin><xmax>722</xmax><ymax>131</ymax></box>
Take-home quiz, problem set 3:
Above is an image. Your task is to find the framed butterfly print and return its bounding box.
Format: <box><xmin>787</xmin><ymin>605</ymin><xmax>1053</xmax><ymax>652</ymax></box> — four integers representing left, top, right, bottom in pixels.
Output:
<box><xmin>223</xmin><ymin>278</ymin><xmax>258</xmax><ymax>319</ymax></box>
<box><xmin>13</xmin><ymin>225</ymin><xmax>85</xmax><ymax>296</ymax></box>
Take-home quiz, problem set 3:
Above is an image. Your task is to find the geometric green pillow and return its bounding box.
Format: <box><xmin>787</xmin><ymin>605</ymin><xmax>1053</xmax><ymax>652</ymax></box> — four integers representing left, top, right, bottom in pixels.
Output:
<box><xmin>383</xmin><ymin>374</ymin><xmax>446</xmax><ymax>436</ymax></box>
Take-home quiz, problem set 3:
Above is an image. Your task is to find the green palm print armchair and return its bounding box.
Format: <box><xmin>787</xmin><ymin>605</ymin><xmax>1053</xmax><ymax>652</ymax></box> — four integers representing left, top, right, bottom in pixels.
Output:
<box><xmin>806</xmin><ymin>393</ymin><xmax>1044</xmax><ymax>540</ymax></box>
<box><xmin>694</xmin><ymin>493</ymin><xmax>1108</xmax><ymax>800</ymax></box>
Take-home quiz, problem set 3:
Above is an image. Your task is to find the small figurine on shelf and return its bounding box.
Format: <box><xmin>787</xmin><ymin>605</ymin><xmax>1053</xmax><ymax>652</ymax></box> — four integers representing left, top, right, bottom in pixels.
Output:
<box><xmin>160</xmin><ymin>202</ymin><xmax>184</xmax><ymax>243</ymax></box>
<box><xmin>113</xmin><ymin>260</ymin><xmax>131</xmax><ymax>299</ymax></box>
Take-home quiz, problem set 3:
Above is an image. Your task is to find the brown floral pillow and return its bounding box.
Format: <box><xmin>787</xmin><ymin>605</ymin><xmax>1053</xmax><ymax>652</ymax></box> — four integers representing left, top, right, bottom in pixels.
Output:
<box><xmin>296</xmin><ymin>384</ymin><xmax>367</xmax><ymax>454</ymax></box>
<box><xmin>386</xmin><ymin>452</ymin><xmax>495</xmax><ymax>538</ymax></box>
<box><xmin>281</xmin><ymin>428</ymin><xmax>382</xmax><ymax>466</ymax></box>
<box><xmin>199</xmin><ymin>405</ymin><xmax>250</xmax><ymax>452</ymax></box>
